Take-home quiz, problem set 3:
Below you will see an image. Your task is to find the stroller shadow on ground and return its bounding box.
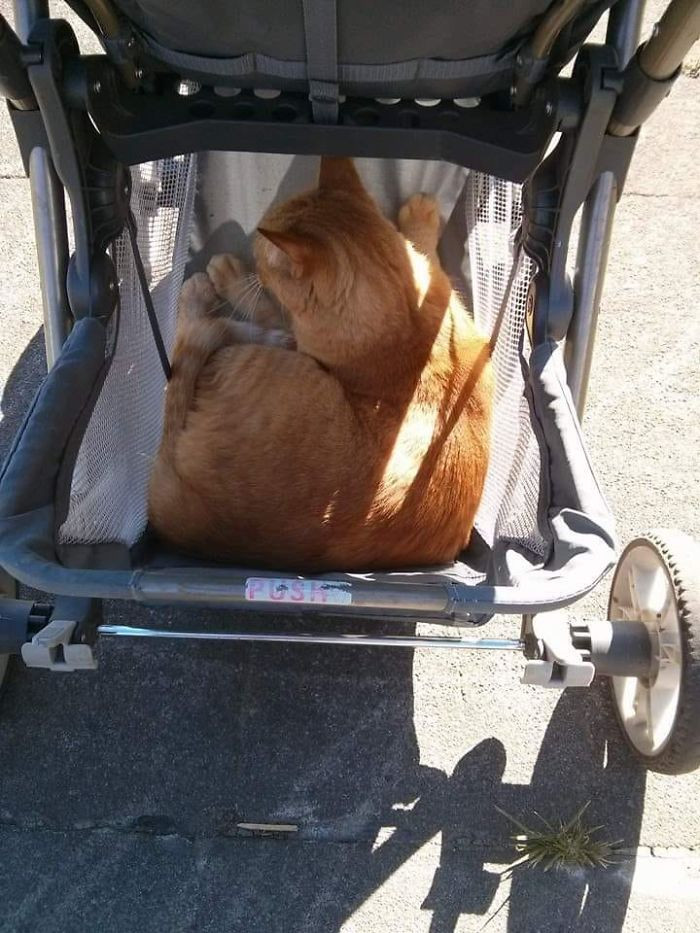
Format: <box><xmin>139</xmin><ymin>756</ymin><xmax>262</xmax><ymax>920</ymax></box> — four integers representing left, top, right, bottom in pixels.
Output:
<box><xmin>0</xmin><ymin>328</ymin><xmax>46</xmax><ymax>470</ymax></box>
<box><xmin>0</xmin><ymin>331</ymin><xmax>645</xmax><ymax>933</ymax></box>
<box><xmin>246</xmin><ymin>646</ymin><xmax>647</xmax><ymax>933</ymax></box>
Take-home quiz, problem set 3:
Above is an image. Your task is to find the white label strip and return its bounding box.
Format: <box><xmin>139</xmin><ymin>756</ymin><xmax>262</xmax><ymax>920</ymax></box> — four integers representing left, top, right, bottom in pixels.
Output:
<box><xmin>245</xmin><ymin>577</ymin><xmax>352</xmax><ymax>606</ymax></box>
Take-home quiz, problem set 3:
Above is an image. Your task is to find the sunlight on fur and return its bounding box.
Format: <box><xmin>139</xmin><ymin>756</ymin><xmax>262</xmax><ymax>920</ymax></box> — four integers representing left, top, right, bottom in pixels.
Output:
<box><xmin>148</xmin><ymin>158</ymin><xmax>493</xmax><ymax>571</ymax></box>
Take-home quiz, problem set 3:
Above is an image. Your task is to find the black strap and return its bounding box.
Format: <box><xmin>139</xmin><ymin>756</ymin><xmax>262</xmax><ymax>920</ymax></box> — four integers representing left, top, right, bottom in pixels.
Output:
<box><xmin>125</xmin><ymin>210</ymin><xmax>172</xmax><ymax>380</ymax></box>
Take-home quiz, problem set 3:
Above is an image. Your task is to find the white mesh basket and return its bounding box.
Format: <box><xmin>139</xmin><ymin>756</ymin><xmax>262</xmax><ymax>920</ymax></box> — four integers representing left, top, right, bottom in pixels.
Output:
<box><xmin>59</xmin><ymin>155</ymin><xmax>196</xmax><ymax>546</ymax></box>
<box><xmin>59</xmin><ymin>157</ymin><xmax>547</xmax><ymax>571</ymax></box>
<box><xmin>467</xmin><ymin>173</ymin><xmax>546</xmax><ymax>558</ymax></box>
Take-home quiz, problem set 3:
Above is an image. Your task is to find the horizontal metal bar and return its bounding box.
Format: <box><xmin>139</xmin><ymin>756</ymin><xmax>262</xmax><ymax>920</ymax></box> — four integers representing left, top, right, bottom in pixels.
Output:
<box><xmin>97</xmin><ymin>624</ymin><xmax>525</xmax><ymax>651</ymax></box>
<box><xmin>134</xmin><ymin>569</ymin><xmax>456</xmax><ymax>616</ymax></box>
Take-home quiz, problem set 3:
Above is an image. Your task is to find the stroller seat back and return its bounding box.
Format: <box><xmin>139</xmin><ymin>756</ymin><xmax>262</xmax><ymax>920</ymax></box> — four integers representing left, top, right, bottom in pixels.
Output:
<box><xmin>108</xmin><ymin>0</ymin><xmax>571</xmax><ymax>99</ymax></box>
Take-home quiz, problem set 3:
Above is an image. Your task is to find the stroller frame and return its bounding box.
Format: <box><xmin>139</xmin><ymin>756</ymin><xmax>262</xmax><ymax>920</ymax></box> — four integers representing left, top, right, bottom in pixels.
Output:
<box><xmin>0</xmin><ymin>0</ymin><xmax>698</xmax><ymax>722</ymax></box>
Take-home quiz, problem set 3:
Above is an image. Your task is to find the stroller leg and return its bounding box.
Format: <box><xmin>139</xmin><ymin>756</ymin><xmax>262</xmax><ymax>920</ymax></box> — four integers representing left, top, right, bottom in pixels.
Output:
<box><xmin>9</xmin><ymin>2</ymin><xmax>70</xmax><ymax>368</ymax></box>
<box><xmin>12</xmin><ymin>1</ymin><xmax>47</xmax><ymax>44</ymax></box>
<box><xmin>564</xmin><ymin>173</ymin><xmax>617</xmax><ymax>418</ymax></box>
<box><xmin>28</xmin><ymin>148</ymin><xmax>70</xmax><ymax>368</ymax></box>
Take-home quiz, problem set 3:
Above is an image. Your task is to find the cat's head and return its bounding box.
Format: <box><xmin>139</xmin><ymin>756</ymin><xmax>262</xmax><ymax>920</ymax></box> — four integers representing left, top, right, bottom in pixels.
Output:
<box><xmin>254</xmin><ymin>158</ymin><xmax>416</xmax><ymax>366</ymax></box>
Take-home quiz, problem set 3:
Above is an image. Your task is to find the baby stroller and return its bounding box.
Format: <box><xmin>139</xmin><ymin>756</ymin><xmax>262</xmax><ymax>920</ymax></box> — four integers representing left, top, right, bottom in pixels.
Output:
<box><xmin>0</xmin><ymin>0</ymin><xmax>699</xmax><ymax>775</ymax></box>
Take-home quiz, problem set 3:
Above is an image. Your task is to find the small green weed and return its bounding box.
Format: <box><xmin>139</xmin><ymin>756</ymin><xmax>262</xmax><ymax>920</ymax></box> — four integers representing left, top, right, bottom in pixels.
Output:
<box><xmin>496</xmin><ymin>801</ymin><xmax>621</xmax><ymax>873</ymax></box>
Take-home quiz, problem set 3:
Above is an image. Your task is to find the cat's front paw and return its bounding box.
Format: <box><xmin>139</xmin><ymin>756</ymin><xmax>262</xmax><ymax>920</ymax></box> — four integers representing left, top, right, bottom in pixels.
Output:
<box><xmin>398</xmin><ymin>194</ymin><xmax>441</xmax><ymax>238</ymax></box>
<box><xmin>207</xmin><ymin>253</ymin><xmax>247</xmax><ymax>300</ymax></box>
<box><xmin>178</xmin><ymin>272</ymin><xmax>219</xmax><ymax>324</ymax></box>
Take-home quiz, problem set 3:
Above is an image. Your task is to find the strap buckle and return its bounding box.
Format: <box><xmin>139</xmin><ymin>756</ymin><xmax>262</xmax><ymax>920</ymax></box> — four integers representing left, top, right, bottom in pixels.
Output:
<box><xmin>308</xmin><ymin>79</ymin><xmax>340</xmax><ymax>123</ymax></box>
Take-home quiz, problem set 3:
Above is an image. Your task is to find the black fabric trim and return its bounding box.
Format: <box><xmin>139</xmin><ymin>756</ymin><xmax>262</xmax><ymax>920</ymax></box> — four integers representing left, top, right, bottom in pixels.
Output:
<box><xmin>52</xmin><ymin>318</ymin><xmax>117</xmax><ymax>549</ymax></box>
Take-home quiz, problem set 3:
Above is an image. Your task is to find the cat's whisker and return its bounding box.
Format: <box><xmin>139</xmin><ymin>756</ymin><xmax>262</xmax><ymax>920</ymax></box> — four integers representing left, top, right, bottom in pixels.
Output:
<box><xmin>232</xmin><ymin>279</ymin><xmax>262</xmax><ymax>313</ymax></box>
<box><xmin>233</xmin><ymin>272</ymin><xmax>261</xmax><ymax>296</ymax></box>
<box><xmin>237</xmin><ymin>283</ymin><xmax>264</xmax><ymax>322</ymax></box>
<box><xmin>245</xmin><ymin>289</ymin><xmax>264</xmax><ymax>338</ymax></box>
<box><xmin>236</xmin><ymin>281</ymin><xmax>261</xmax><ymax>305</ymax></box>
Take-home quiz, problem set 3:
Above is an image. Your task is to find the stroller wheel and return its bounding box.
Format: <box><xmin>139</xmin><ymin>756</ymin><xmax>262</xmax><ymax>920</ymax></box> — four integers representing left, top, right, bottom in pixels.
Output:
<box><xmin>0</xmin><ymin>568</ymin><xmax>18</xmax><ymax>697</ymax></box>
<box><xmin>608</xmin><ymin>530</ymin><xmax>700</xmax><ymax>774</ymax></box>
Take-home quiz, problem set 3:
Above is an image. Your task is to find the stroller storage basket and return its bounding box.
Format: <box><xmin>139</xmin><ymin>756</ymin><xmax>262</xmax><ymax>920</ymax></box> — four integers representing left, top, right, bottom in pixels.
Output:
<box><xmin>0</xmin><ymin>156</ymin><xmax>616</xmax><ymax>620</ymax></box>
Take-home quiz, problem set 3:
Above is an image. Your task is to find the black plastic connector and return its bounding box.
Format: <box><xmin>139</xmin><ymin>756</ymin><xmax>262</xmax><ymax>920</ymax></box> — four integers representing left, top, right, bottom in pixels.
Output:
<box><xmin>521</xmin><ymin>45</ymin><xmax>635</xmax><ymax>343</ymax></box>
<box><xmin>0</xmin><ymin>598</ymin><xmax>52</xmax><ymax>654</ymax></box>
<box><xmin>7</xmin><ymin>104</ymin><xmax>47</xmax><ymax>174</ymax></box>
<box><xmin>0</xmin><ymin>13</ymin><xmax>36</xmax><ymax>109</ymax></box>
<box><xmin>26</xmin><ymin>19</ymin><xmax>128</xmax><ymax>321</ymax></box>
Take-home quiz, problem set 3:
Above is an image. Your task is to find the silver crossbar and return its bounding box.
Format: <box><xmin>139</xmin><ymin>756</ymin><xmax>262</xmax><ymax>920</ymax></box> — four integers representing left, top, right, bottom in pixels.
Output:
<box><xmin>97</xmin><ymin>625</ymin><xmax>524</xmax><ymax>651</ymax></box>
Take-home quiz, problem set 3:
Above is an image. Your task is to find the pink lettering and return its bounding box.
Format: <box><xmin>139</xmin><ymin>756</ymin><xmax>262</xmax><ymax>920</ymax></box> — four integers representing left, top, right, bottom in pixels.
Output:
<box><xmin>311</xmin><ymin>582</ymin><xmax>328</xmax><ymax>603</ymax></box>
<box><xmin>290</xmin><ymin>581</ymin><xmax>305</xmax><ymax>602</ymax></box>
<box><xmin>247</xmin><ymin>579</ymin><xmax>263</xmax><ymax>599</ymax></box>
<box><xmin>270</xmin><ymin>581</ymin><xmax>286</xmax><ymax>601</ymax></box>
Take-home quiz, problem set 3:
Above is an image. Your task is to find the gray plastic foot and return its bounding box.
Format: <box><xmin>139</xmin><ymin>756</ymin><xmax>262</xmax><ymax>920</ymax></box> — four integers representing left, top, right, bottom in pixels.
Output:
<box><xmin>21</xmin><ymin>619</ymin><xmax>97</xmax><ymax>671</ymax></box>
<box><xmin>521</xmin><ymin>610</ymin><xmax>595</xmax><ymax>688</ymax></box>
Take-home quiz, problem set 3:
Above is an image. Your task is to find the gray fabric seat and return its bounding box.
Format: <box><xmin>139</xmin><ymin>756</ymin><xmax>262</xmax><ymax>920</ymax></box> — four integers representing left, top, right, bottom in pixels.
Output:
<box><xmin>108</xmin><ymin>0</ymin><xmax>592</xmax><ymax>99</ymax></box>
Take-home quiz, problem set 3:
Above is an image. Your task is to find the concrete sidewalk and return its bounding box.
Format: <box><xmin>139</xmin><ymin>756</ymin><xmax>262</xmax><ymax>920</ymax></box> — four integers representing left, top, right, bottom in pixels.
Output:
<box><xmin>0</xmin><ymin>2</ymin><xmax>699</xmax><ymax>931</ymax></box>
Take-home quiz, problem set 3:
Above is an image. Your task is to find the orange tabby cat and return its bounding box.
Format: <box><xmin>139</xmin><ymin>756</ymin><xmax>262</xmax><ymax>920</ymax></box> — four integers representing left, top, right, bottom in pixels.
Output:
<box><xmin>148</xmin><ymin>158</ymin><xmax>492</xmax><ymax>571</ymax></box>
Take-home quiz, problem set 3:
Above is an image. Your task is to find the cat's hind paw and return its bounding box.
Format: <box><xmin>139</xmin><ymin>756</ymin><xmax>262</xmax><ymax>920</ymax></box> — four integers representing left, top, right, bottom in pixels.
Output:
<box><xmin>399</xmin><ymin>194</ymin><xmax>440</xmax><ymax>232</ymax></box>
<box><xmin>398</xmin><ymin>194</ymin><xmax>441</xmax><ymax>257</ymax></box>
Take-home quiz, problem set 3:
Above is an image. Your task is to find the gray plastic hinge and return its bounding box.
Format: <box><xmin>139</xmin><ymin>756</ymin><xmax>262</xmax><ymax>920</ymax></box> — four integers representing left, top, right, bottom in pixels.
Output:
<box><xmin>21</xmin><ymin>619</ymin><xmax>98</xmax><ymax>671</ymax></box>
<box><xmin>521</xmin><ymin>610</ymin><xmax>594</xmax><ymax>688</ymax></box>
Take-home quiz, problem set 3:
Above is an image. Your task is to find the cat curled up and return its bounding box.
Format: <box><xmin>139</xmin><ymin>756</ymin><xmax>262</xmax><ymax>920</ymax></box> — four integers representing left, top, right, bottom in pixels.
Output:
<box><xmin>148</xmin><ymin>158</ymin><xmax>493</xmax><ymax>571</ymax></box>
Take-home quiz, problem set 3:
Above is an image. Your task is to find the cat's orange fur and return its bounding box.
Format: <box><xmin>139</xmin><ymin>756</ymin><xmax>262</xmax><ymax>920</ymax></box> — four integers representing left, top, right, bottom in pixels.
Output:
<box><xmin>148</xmin><ymin>158</ymin><xmax>493</xmax><ymax>571</ymax></box>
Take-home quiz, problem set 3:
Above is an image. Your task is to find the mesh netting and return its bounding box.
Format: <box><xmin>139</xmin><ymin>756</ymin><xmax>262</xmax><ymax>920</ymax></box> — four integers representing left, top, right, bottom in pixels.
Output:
<box><xmin>59</xmin><ymin>159</ymin><xmax>547</xmax><ymax>566</ymax></box>
<box><xmin>467</xmin><ymin>173</ymin><xmax>548</xmax><ymax>558</ymax></box>
<box><xmin>59</xmin><ymin>155</ymin><xmax>196</xmax><ymax>546</ymax></box>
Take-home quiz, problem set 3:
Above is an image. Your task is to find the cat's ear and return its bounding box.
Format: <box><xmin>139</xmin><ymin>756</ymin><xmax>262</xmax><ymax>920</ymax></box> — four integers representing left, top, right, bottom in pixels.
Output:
<box><xmin>318</xmin><ymin>156</ymin><xmax>365</xmax><ymax>194</ymax></box>
<box><xmin>257</xmin><ymin>228</ymin><xmax>313</xmax><ymax>279</ymax></box>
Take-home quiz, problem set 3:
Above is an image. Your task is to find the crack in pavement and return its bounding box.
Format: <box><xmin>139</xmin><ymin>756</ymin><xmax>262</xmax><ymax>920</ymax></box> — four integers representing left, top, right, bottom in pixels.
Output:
<box><xmin>624</xmin><ymin>191</ymin><xmax>700</xmax><ymax>199</ymax></box>
<box><xmin>1</xmin><ymin>816</ymin><xmax>697</xmax><ymax>861</ymax></box>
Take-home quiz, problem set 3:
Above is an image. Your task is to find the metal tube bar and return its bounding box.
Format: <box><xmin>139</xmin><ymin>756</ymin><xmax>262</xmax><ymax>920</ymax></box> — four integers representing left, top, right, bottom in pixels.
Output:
<box><xmin>565</xmin><ymin>172</ymin><xmax>617</xmax><ymax>417</ymax></box>
<box><xmin>607</xmin><ymin>0</ymin><xmax>646</xmax><ymax>68</ymax></box>
<box><xmin>14</xmin><ymin>3</ymin><xmax>71</xmax><ymax>366</ymax></box>
<box><xmin>640</xmin><ymin>0</ymin><xmax>700</xmax><ymax>79</ymax></box>
<box><xmin>80</xmin><ymin>0</ymin><xmax>121</xmax><ymax>38</ymax></box>
<box><xmin>609</xmin><ymin>0</ymin><xmax>700</xmax><ymax>136</ymax></box>
<box><xmin>97</xmin><ymin>624</ymin><xmax>525</xmax><ymax>651</ymax></box>
<box><xmin>531</xmin><ymin>0</ymin><xmax>588</xmax><ymax>58</ymax></box>
<box><xmin>136</xmin><ymin>570</ymin><xmax>455</xmax><ymax>615</ymax></box>
<box><xmin>12</xmin><ymin>0</ymin><xmax>47</xmax><ymax>42</ymax></box>
<box><xmin>80</xmin><ymin>0</ymin><xmax>139</xmax><ymax>87</ymax></box>
<box><xmin>28</xmin><ymin>147</ymin><xmax>71</xmax><ymax>367</ymax></box>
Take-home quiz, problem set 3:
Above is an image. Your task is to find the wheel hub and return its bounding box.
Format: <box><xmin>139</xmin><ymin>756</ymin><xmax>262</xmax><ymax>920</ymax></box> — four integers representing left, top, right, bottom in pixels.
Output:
<box><xmin>610</xmin><ymin>542</ymin><xmax>682</xmax><ymax>756</ymax></box>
